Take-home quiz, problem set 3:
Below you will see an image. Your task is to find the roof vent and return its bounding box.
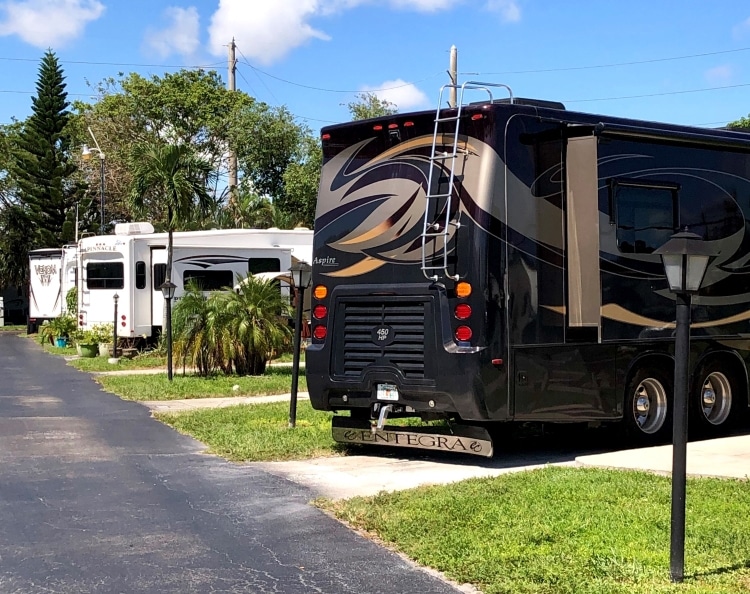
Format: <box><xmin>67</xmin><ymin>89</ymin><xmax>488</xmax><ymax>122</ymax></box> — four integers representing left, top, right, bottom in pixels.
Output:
<box><xmin>114</xmin><ymin>222</ymin><xmax>155</xmax><ymax>236</ymax></box>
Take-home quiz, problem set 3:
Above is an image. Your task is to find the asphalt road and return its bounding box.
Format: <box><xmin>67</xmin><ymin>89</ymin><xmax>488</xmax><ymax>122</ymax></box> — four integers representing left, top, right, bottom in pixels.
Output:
<box><xmin>0</xmin><ymin>333</ymin><xmax>464</xmax><ymax>594</ymax></box>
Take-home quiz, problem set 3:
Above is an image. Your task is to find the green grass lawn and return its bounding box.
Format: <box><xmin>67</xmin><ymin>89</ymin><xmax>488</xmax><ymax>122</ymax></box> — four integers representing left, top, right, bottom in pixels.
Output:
<box><xmin>319</xmin><ymin>466</ymin><xmax>750</xmax><ymax>594</ymax></box>
<box><xmin>68</xmin><ymin>352</ymin><xmax>167</xmax><ymax>372</ymax></box>
<box><xmin>95</xmin><ymin>365</ymin><xmax>307</xmax><ymax>401</ymax></box>
<box><xmin>0</xmin><ymin>325</ymin><xmax>25</xmax><ymax>332</ymax></box>
<box><xmin>157</xmin><ymin>400</ymin><xmax>342</xmax><ymax>461</ymax></box>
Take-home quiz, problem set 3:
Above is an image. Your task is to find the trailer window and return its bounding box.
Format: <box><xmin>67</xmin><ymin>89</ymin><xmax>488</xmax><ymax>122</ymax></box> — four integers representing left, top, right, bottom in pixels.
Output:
<box><xmin>183</xmin><ymin>270</ymin><xmax>234</xmax><ymax>291</ymax></box>
<box><xmin>614</xmin><ymin>182</ymin><xmax>677</xmax><ymax>254</ymax></box>
<box><xmin>87</xmin><ymin>262</ymin><xmax>124</xmax><ymax>289</ymax></box>
<box><xmin>135</xmin><ymin>261</ymin><xmax>146</xmax><ymax>289</ymax></box>
<box><xmin>153</xmin><ymin>264</ymin><xmax>166</xmax><ymax>291</ymax></box>
<box><xmin>248</xmin><ymin>258</ymin><xmax>281</xmax><ymax>274</ymax></box>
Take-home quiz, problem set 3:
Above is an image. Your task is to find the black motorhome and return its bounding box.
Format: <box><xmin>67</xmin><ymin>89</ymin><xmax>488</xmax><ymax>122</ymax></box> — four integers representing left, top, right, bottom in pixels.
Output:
<box><xmin>305</xmin><ymin>82</ymin><xmax>750</xmax><ymax>456</ymax></box>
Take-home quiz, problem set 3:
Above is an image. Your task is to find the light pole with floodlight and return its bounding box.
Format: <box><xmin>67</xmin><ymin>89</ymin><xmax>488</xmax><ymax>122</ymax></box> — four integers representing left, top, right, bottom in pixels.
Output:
<box><xmin>654</xmin><ymin>229</ymin><xmax>717</xmax><ymax>583</ymax></box>
<box><xmin>81</xmin><ymin>127</ymin><xmax>106</xmax><ymax>235</ymax></box>
<box><xmin>159</xmin><ymin>280</ymin><xmax>177</xmax><ymax>381</ymax></box>
<box><xmin>288</xmin><ymin>261</ymin><xmax>312</xmax><ymax>428</ymax></box>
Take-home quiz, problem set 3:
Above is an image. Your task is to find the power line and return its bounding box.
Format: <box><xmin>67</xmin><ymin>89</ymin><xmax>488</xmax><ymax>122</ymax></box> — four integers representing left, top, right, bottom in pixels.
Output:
<box><xmin>240</xmin><ymin>59</ymin><xmax>444</xmax><ymax>93</ymax></box>
<box><xmin>476</xmin><ymin>46</ymin><xmax>750</xmax><ymax>76</ymax></box>
<box><xmin>0</xmin><ymin>56</ymin><xmax>226</xmax><ymax>69</ymax></box>
<box><xmin>564</xmin><ymin>82</ymin><xmax>750</xmax><ymax>104</ymax></box>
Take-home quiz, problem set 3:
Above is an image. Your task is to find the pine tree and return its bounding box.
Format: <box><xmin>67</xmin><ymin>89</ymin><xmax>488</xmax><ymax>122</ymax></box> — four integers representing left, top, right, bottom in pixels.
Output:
<box><xmin>12</xmin><ymin>50</ymin><xmax>81</xmax><ymax>247</ymax></box>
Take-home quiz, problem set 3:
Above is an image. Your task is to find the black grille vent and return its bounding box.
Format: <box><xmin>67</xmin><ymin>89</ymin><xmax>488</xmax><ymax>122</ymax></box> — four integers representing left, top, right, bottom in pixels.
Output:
<box><xmin>336</xmin><ymin>301</ymin><xmax>426</xmax><ymax>379</ymax></box>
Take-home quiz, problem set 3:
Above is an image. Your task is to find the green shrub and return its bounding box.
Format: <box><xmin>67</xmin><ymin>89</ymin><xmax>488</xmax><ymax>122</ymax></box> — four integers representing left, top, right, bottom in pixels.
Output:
<box><xmin>65</xmin><ymin>287</ymin><xmax>77</xmax><ymax>314</ymax></box>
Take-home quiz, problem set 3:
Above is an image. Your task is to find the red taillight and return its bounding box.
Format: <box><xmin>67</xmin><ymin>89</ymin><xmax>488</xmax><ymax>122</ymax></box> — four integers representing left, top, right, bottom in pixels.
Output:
<box><xmin>455</xmin><ymin>325</ymin><xmax>472</xmax><ymax>342</ymax></box>
<box><xmin>471</xmin><ymin>114</ymin><xmax>484</xmax><ymax>121</ymax></box>
<box><xmin>388</xmin><ymin>123</ymin><xmax>398</xmax><ymax>129</ymax></box>
<box><xmin>322</xmin><ymin>133</ymin><xmax>331</xmax><ymax>140</ymax></box>
<box><xmin>313</xmin><ymin>325</ymin><xmax>327</xmax><ymax>340</ymax></box>
<box><xmin>454</xmin><ymin>303</ymin><xmax>472</xmax><ymax>320</ymax></box>
<box><xmin>313</xmin><ymin>305</ymin><xmax>327</xmax><ymax>319</ymax></box>
<box><xmin>404</xmin><ymin>121</ymin><xmax>414</xmax><ymax>127</ymax></box>
<box><xmin>121</xmin><ymin>321</ymin><xmax>126</xmax><ymax>327</ymax></box>
<box><xmin>373</xmin><ymin>125</ymin><xmax>383</xmax><ymax>131</ymax></box>
<box><xmin>121</xmin><ymin>315</ymin><xmax>126</xmax><ymax>320</ymax></box>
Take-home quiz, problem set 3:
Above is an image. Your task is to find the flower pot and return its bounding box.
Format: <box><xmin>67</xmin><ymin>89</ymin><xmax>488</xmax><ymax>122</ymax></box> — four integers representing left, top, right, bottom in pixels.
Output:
<box><xmin>99</xmin><ymin>343</ymin><xmax>112</xmax><ymax>357</ymax></box>
<box><xmin>54</xmin><ymin>337</ymin><xmax>67</xmax><ymax>348</ymax></box>
<box><xmin>77</xmin><ymin>343</ymin><xmax>98</xmax><ymax>358</ymax></box>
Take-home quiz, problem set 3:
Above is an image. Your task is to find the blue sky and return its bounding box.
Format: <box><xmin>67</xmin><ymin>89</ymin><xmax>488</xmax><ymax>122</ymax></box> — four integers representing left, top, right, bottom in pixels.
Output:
<box><xmin>1</xmin><ymin>0</ymin><xmax>750</xmax><ymax>132</ymax></box>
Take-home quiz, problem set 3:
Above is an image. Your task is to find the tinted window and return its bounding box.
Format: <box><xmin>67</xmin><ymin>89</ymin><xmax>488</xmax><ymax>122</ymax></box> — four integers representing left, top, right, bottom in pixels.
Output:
<box><xmin>615</xmin><ymin>182</ymin><xmax>677</xmax><ymax>254</ymax></box>
<box><xmin>87</xmin><ymin>262</ymin><xmax>124</xmax><ymax>289</ymax></box>
<box><xmin>183</xmin><ymin>270</ymin><xmax>234</xmax><ymax>291</ymax></box>
<box><xmin>153</xmin><ymin>263</ymin><xmax>166</xmax><ymax>291</ymax></box>
<box><xmin>248</xmin><ymin>258</ymin><xmax>280</xmax><ymax>275</ymax></box>
<box><xmin>135</xmin><ymin>261</ymin><xmax>146</xmax><ymax>289</ymax></box>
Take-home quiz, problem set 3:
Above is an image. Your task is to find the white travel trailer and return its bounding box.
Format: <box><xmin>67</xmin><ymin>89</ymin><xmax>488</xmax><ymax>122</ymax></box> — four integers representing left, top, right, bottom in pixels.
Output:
<box><xmin>27</xmin><ymin>244</ymin><xmax>80</xmax><ymax>332</ymax></box>
<box><xmin>76</xmin><ymin>223</ymin><xmax>314</xmax><ymax>339</ymax></box>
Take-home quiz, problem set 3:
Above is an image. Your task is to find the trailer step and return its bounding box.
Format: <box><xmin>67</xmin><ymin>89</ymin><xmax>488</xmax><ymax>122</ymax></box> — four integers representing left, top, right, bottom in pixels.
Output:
<box><xmin>331</xmin><ymin>416</ymin><xmax>494</xmax><ymax>457</ymax></box>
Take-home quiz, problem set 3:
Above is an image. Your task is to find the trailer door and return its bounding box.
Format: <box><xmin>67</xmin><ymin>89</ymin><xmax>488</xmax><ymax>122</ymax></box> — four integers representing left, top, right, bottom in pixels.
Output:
<box><xmin>151</xmin><ymin>248</ymin><xmax>167</xmax><ymax>328</ymax></box>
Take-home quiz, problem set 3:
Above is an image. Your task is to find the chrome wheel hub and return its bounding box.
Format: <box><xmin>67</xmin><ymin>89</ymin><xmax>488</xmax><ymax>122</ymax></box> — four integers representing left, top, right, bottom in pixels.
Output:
<box><xmin>632</xmin><ymin>378</ymin><xmax>667</xmax><ymax>434</ymax></box>
<box><xmin>701</xmin><ymin>372</ymin><xmax>732</xmax><ymax>426</ymax></box>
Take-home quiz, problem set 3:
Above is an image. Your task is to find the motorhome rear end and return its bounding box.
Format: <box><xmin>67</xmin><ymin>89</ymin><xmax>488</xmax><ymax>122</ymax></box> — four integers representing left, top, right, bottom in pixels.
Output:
<box><xmin>305</xmin><ymin>82</ymin><xmax>750</xmax><ymax>456</ymax></box>
<box><xmin>77</xmin><ymin>224</ymin><xmax>313</xmax><ymax>339</ymax></box>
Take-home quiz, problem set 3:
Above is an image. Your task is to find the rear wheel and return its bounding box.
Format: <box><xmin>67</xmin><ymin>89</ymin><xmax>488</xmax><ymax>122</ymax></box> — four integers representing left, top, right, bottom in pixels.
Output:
<box><xmin>691</xmin><ymin>363</ymin><xmax>739</xmax><ymax>435</ymax></box>
<box><xmin>624</xmin><ymin>366</ymin><xmax>672</xmax><ymax>443</ymax></box>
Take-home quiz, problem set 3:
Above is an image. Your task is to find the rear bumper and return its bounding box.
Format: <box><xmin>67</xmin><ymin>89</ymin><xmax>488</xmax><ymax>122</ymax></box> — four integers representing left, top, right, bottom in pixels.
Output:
<box><xmin>305</xmin><ymin>284</ymin><xmax>502</xmax><ymax>422</ymax></box>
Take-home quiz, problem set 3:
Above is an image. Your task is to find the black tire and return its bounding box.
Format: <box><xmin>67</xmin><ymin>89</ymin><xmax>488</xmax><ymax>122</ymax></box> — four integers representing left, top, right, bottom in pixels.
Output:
<box><xmin>690</xmin><ymin>362</ymin><xmax>741</xmax><ymax>436</ymax></box>
<box><xmin>623</xmin><ymin>366</ymin><xmax>673</xmax><ymax>444</ymax></box>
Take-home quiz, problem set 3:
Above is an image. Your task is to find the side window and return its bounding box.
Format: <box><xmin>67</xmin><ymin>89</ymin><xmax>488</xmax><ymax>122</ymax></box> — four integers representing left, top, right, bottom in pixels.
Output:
<box><xmin>612</xmin><ymin>180</ymin><xmax>678</xmax><ymax>254</ymax></box>
<box><xmin>87</xmin><ymin>262</ymin><xmax>124</xmax><ymax>289</ymax></box>
<box><xmin>153</xmin><ymin>263</ymin><xmax>166</xmax><ymax>291</ymax></box>
<box><xmin>183</xmin><ymin>270</ymin><xmax>234</xmax><ymax>291</ymax></box>
<box><xmin>135</xmin><ymin>261</ymin><xmax>146</xmax><ymax>290</ymax></box>
<box><xmin>248</xmin><ymin>258</ymin><xmax>281</xmax><ymax>274</ymax></box>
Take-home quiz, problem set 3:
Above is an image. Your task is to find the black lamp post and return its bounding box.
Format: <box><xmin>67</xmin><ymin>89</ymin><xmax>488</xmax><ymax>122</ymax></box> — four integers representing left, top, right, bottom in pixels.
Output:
<box><xmin>81</xmin><ymin>127</ymin><xmax>105</xmax><ymax>234</ymax></box>
<box><xmin>288</xmin><ymin>261</ymin><xmax>312</xmax><ymax>428</ymax></box>
<box><xmin>159</xmin><ymin>280</ymin><xmax>177</xmax><ymax>381</ymax></box>
<box><xmin>112</xmin><ymin>293</ymin><xmax>119</xmax><ymax>359</ymax></box>
<box><xmin>654</xmin><ymin>230</ymin><xmax>716</xmax><ymax>583</ymax></box>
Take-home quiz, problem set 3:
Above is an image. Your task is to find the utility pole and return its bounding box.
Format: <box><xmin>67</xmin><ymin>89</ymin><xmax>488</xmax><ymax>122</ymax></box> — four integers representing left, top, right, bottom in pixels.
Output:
<box><xmin>227</xmin><ymin>38</ymin><xmax>239</xmax><ymax>217</ymax></box>
<box><xmin>449</xmin><ymin>45</ymin><xmax>458</xmax><ymax>108</ymax></box>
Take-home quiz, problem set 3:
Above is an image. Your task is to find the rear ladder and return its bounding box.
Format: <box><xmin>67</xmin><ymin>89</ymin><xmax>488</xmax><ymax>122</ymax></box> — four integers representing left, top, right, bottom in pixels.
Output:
<box><xmin>421</xmin><ymin>81</ymin><xmax>514</xmax><ymax>281</ymax></box>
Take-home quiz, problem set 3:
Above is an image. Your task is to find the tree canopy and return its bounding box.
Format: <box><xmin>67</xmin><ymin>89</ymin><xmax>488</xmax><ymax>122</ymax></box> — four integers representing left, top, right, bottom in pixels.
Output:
<box><xmin>345</xmin><ymin>92</ymin><xmax>398</xmax><ymax>121</ymax></box>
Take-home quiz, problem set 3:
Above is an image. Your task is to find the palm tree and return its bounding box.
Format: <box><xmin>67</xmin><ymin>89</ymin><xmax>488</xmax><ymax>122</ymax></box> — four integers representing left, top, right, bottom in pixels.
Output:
<box><xmin>128</xmin><ymin>141</ymin><xmax>216</xmax><ymax>280</ymax></box>
<box><xmin>172</xmin><ymin>281</ymin><xmax>218</xmax><ymax>376</ymax></box>
<box><xmin>213</xmin><ymin>274</ymin><xmax>293</xmax><ymax>375</ymax></box>
<box><xmin>129</xmin><ymin>141</ymin><xmax>217</xmax><ymax>378</ymax></box>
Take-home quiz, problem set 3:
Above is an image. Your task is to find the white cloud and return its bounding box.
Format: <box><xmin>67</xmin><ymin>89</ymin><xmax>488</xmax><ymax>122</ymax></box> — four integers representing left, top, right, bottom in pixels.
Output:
<box><xmin>361</xmin><ymin>79</ymin><xmax>430</xmax><ymax>111</ymax></box>
<box><xmin>705</xmin><ymin>64</ymin><xmax>733</xmax><ymax>84</ymax></box>
<box><xmin>485</xmin><ymin>0</ymin><xmax>521</xmax><ymax>23</ymax></box>
<box><xmin>732</xmin><ymin>17</ymin><xmax>750</xmax><ymax>39</ymax></box>
<box><xmin>207</xmin><ymin>0</ymin><xmax>478</xmax><ymax>66</ymax></box>
<box><xmin>208</xmin><ymin>0</ymin><xmax>330</xmax><ymax>65</ymax></box>
<box><xmin>144</xmin><ymin>6</ymin><xmax>200</xmax><ymax>59</ymax></box>
<box><xmin>0</xmin><ymin>0</ymin><xmax>104</xmax><ymax>48</ymax></box>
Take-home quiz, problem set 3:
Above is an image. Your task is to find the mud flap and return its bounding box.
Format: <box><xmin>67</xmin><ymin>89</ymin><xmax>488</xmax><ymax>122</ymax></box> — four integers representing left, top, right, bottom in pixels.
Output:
<box><xmin>332</xmin><ymin>416</ymin><xmax>494</xmax><ymax>458</ymax></box>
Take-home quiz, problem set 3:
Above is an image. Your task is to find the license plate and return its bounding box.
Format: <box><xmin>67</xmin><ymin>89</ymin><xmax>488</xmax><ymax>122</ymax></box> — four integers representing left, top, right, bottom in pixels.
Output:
<box><xmin>377</xmin><ymin>383</ymin><xmax>399</xmax><ymax>401</ymax></box>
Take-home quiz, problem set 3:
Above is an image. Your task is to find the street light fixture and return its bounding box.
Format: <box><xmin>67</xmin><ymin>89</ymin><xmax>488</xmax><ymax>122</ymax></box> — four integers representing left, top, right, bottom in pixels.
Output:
<box><xmin>81</xmin><ymin>127</ymin><xmax>106</xmax><ymax>235</ymax></box>
<box><xmin>288</xmin><ymin>261</ymin><xmax>312</xmax><ymax>428</ymax></box>
<box><xmin>654</xmin><ymin>229</ymin><xmax>716</xmax><ymax>583</ymax></box>
<box><xmin>159</xmin><ymin>280</ymin><xmax>177</xmax><ymax>382</ymax></box>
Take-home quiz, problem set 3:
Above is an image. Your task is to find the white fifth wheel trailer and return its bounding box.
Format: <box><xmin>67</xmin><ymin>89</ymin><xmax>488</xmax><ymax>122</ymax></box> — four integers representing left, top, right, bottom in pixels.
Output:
<box><xmin>76</xmin><ymin>223</ymin><xmax>314</xmax><ymax>339</ymax></box>
<box><xmin>28</xmin><ymin>248</ymin><xmax>63</xmax><ymax>333</ymax></box>
<box><xmin>27</xmin><ymin>244</ymin><xmax>80</xmax><ymax>333</ymax></box>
